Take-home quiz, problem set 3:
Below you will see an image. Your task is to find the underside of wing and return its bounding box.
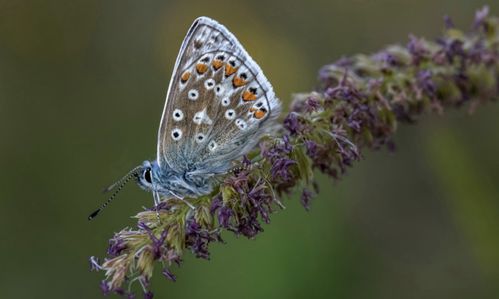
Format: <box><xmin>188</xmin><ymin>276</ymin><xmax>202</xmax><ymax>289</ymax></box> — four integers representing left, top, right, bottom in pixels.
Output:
<box><xmin>157</xmin><ymin>17</ymin><xmax>280</xmax><ymax>174</ymax></box>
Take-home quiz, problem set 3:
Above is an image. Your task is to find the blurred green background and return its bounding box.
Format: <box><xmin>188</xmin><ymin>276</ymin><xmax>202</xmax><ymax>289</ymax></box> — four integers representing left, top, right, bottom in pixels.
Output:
<box><xmin>1</xmin><ymin>0</ymin><xmax>499</xmax><ymax>298</ymax></box>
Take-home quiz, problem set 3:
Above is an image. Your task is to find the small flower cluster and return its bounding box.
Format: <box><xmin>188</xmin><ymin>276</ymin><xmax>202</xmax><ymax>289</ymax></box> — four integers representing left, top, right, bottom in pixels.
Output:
<box><xmin>91</xmin><ymin>7</ymin><xmax>499</xmax><ymax>298</ymax></box>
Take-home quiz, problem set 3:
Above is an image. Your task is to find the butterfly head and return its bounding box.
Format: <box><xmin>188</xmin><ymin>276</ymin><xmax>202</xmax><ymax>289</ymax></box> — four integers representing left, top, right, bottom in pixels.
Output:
<box><xmin>136</xmin><ymin>160</ymin><xmax>162</xmax><ymax>192</ymax></box>
<box><xmin>88</xmin><ymin>162</ymin><xmax>161</xmax><ymax>220</ymax></box>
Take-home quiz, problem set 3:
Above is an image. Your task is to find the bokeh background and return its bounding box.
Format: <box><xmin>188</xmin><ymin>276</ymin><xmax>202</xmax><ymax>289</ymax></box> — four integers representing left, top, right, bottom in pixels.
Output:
<box><xmin>1</xmin><ymin>0</ymin><xmax>499</xmax><ymax>298</ymax></box>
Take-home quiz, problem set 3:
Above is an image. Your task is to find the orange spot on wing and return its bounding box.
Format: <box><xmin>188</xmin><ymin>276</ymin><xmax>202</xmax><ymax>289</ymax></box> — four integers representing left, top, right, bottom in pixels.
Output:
<box><xmin>254</xmin><ymin>109</ymin><xmax>267</xmax><ymax>119</ymax></box>
<box><xmin>196</xmin><ymin>63</ymin><xmax>208</xmax><ymax>74</ymax></box>
<box><xmin>242</xmin><ymin>90</ymin><xmax>257</xmax><ymax>101</ymax></box>
<box><xmin>232</xmin><ymin>76</ymin><xmax>247</xmax><ymax>88</ymax></box>
<box><xmin>212</xmin><ymin>60</ymin><xmax>223</xmax><ymax>70</ymax></box>
<box><xmin>180</xmin><ymin>71</ymin><xmax>191</xmax><ymax>83</ymax></box>
<box><xmin>225</xmin><ymin>64</ymin><xmax>238</xmax><ymax>77</ymax></box>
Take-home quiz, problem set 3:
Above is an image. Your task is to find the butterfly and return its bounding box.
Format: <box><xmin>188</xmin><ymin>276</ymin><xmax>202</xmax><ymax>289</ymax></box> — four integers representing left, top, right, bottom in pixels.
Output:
<box><xmin>89</xmin><ymin>17</ymin><xmax>280</xmax><ymax>219</ymax></box>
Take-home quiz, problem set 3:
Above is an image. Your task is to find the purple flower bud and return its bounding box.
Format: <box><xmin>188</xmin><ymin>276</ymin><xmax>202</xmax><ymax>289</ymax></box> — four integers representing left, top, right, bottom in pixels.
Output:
<box><xmin>270</xmin><ymin>157</ymin><xmax>296</xmax><ymax>181</ymax></box>
<box><xmin>444</xmin><ymin>15</ymin><xmax>454</xmax><ymax>29</ymax></box>
<box><xmin>150</xmin><ymin>201</ymin><xmax>172</xmax><ymax>211</ymax></box>
<box><xmin>325</xmin><ymin>78</ymin><xmax>363</xmax><ymax>102</ymax></box>
<box><xmin>347</xmin><ymin>118</ymin><xmax>362</xmax><ymax>132</ymax></box>
<box><xmin>437</xmin><ymin>38</ymin><xmax>465</xmax><ymax>63</ymax></box>
<box><xmin>242</xmin><ymin>155</ymin><xmax>252</xmax><ymax>167</ymax></box>
<box><xmin>185</xmin><ymin>218</ymin><xmax>218</xmax><ymax>259</ymax></box>
<box><xmin>473</xmin><ymin>6</ymin><xmax>489</xmax><ymax>29</ymax></box>
<box><xmin>300</xmin><ymin>188</ymin><xmax>314</xmax><ymax>211</ymax></box>
<box><xmin>247</xmin><ymin>180</ymin><xmax>273</xmax><ymax>224</ymax></box>
<box><xmin>89</xmin><ymin>256</ymin><xmax>101</xmax><ymax>271</ymax></box>
<box><xmin>283</xmin><ymin>112</ymin><xmax>302</xmax><ymax>135</ymax></box>
<box><xmin>236</xmin><ymin>217</ymin><xmax>263</xmax><ymax>238</ymax></box>
<box><xmin>407</xmin><ymin>34</ymin><xmax>429</xmax><ymax>65</ymax></box>
<box><xmin>374</xmin><ymin>51</ymin><xmax>401</xmax><ymax>67</ymax></box>
<box><xmin>99</xmin><ymin>280</ymin><xmax>110</xmax><ymax>295</ymax></box>
<box><xmin>137</xmin><ymin>222</ymin><xmax>168</xmax><ymax>260</ymax></box>
<box><xmin>468</xmin><ymin>41</ymin><xmax>486</xmax><ymax>64</ymax></box>
<box><xmin>218</xmin><ymin>206</ymin><xmax>233</xmax><ymax>228</ymax></box>
<box><xmin>185</xmin><ymin>218</ymin><xmax>201</xmax><ymax>235</ymax></box>
<box><xmin>304</xmin><ymin>140</ymin><xmax>318</xmax><ymax>159</ymax></box>
<box><xmin>417</xmin><ymin>70</ymin><xmax>437</xmax><ymax>97</ymax></box>
<box><xmin>305</xmin><ymin>96</ymin><xmax>321</xmax><ymax>112</ymax></box>
<box><xmin>282</xmin><ymin>135</ymin><xmax>293</xmax><ymax>153</ymax></box>
<box><xmin>144</xmin><ymin>291</ymin><xmax>154</xmax><ymax>299</ymax></box>
<box><xmin>393</xmin><ymin>104</ymin><xmax>415</xmax><ymax>123</ymax></box>
<box><xmin>334</xmin><ymin>57</ymin><xmax>354</xmax><ymax>68</ymax></box>
<box><xmin>107</xmin><ymin>236</ymin><xmax>126</xmax><ymax>257</ymax></box>
<box><xmin>165</xmin><ymin>249</ymin><xmax>182</xmax><ymax>266</ymax></box>
<box><xmin>209</xmin><ymin>195</ymin><xmax>222</xmax><ymax>215</ymax></box>
<box><xmin>162</xmin><ymin>268</ymin><xmax>177</xmax><ymax>282</ymax></box>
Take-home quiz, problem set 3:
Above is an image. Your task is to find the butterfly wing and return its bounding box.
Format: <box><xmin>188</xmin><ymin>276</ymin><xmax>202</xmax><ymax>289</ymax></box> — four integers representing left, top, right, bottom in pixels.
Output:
<box><xmin>157</xmin><ymin>17</ymin><xmax>280</xmax><ymax>175</ymax></box>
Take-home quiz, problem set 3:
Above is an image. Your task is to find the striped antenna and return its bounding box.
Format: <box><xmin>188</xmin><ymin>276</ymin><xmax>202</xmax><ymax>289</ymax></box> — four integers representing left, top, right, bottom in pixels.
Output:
<box><xmin>101</xmin><ymin>166</ymin><xmax>143</xmax><ymax>193</ymax></box>
<box><xmin>88</xmin><ymin>166</ymin><xmax>142</xmax><ymax>220</ymax></box>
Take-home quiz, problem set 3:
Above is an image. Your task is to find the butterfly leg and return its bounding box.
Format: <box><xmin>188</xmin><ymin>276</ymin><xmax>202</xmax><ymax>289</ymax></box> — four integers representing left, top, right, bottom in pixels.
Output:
<box><xmin>170</xmin><ymin>191</ymin><xmax>195</xmax><ymax>210</ymax></box>
<box><xmin>153</xmin><ymin>191</ymin><xmax>162</xmax><ymax>206</ymax></box>
<box><xmin>153</xmin><ymin>191</ymin><xmax>162</xmax><ymax>223</ymax></box>
<box><xmin>178</xmin><ymin>197</ymin><xmax>195</xmax><ymax>210</ymax></box>
<box><xmin>184</xmin><ymin>198</ymin><xmax>195</xmax><ymax>210</ymax></box>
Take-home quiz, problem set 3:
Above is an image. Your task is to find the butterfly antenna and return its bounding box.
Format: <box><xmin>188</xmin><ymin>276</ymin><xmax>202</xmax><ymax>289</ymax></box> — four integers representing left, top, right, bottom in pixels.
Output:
<box><xmin>88</xmin><ymin>166</ymin><xmax>142</xmax><ymax>220</ymax></box>
<box><xmin>102</xmin><ymin>166</ymin><xmax>143</xmax><ymax>193</ymax></box>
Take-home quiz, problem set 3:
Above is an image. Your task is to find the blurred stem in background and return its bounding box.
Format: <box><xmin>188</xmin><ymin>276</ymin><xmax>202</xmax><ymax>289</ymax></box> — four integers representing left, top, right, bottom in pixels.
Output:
<box><xmin>426</xmin><ymin>127</ymin><xmax>499</xmax><ymax>292</ymax></box>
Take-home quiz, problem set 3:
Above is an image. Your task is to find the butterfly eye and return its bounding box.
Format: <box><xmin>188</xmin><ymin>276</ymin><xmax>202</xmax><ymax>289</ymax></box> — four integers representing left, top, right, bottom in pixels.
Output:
<box><xmin>144</xmin><ymin>168</ymin><xmax>152</xmax><ymax>184</ymax></box>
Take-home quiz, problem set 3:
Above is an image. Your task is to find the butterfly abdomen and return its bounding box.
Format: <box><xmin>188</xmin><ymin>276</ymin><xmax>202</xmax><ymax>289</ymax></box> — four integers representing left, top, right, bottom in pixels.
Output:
<box><xmin>145</xmin><ymin>159</ymin><xmax>215</xmax><ymax>198</ymax></box>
